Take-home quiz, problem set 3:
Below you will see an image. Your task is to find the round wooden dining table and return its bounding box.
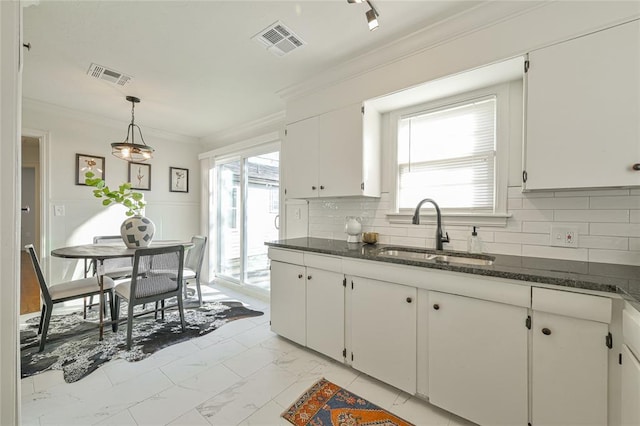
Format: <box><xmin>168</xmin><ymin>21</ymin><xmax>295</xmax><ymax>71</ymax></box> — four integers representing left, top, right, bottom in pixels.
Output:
<box><xmin>51</xmin><ymin>240</ymin><xmax>194</xmax><ymax>340</ymax></box>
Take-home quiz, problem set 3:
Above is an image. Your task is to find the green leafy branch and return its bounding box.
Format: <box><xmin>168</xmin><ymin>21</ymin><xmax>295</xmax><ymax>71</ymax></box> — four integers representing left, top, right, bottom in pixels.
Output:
<box><xmin>84</xmin><ymin>171</ymin><xmax>146</xmax><ymax>216</ymax></box>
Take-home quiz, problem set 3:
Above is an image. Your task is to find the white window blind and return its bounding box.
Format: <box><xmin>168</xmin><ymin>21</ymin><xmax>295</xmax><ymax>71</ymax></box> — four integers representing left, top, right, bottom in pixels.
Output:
<box><xmin>397</xmin><ymin>96</ymin><xmax>496</xmax><ymax>211</ymax></box>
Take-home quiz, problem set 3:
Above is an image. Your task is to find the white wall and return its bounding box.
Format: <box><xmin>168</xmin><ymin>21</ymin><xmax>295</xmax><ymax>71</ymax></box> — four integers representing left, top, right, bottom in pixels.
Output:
<box><xmin>22</xmin><ymin>99</ymin><xmax>205</xmax><ymax>283</ymax></box>
<box><xmin>292</xmin><ymin>2</ymin><xmax>640</xmax><ymax>267</ymax></box>
<box><xmin>0</xmin><ymin>2</ymin><xmax>21</xmax><ymax>424</ymax></box>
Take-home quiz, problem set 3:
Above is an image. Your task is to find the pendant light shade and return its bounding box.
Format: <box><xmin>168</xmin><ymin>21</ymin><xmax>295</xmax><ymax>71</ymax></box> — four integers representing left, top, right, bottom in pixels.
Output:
<box><xmin>111</xmin><ymin>96</ymin><xmax>154</xmax><ymax>162</ymax></box>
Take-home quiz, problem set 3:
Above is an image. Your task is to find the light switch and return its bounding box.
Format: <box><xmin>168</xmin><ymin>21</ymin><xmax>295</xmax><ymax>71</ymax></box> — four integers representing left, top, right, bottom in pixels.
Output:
<box><xmin>550</xmin><ymin>226</ymin><xmax>578</xmax><ymax>248</ymax></box>
<box><xmin>54</xmin><ymin>205</ymin><xmax>65</xmax><ymax>216</ymax></box>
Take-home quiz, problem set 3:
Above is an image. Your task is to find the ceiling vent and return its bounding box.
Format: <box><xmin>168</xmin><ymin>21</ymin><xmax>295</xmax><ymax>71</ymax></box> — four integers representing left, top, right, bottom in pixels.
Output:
<box><xmin>252</xmin><ymin>21</ymin><xmax>305</xmax><ymax>57</ymax></box>
<box><xmin>87</xmin><ymin>63</ymin><xmax>132</xmax><ymax>86</ymax></box>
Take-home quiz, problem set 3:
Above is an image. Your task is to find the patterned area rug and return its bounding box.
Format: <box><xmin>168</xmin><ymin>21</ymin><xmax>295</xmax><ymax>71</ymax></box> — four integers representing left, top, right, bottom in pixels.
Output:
<box><xmin>282</xmin><ymin>378</ymin><xmax>414</xmax><ymax>426</ymax></box>
<box><xmin>20</xmin><ymin>300</ymin><xmax>263</xmax><ymax>383</ymax></box>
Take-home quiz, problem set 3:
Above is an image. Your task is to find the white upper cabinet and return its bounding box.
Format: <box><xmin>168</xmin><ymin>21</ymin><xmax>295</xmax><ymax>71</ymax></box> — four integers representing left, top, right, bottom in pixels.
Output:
<box><xmin>524</xmin><ymin>19</ymin><xmax>640</xmax><ymax>190</ymax></box>
<box><xmin>283</xmin><ymin>103</ymin><xmax>381</xmax><ymax>199</ymax></box>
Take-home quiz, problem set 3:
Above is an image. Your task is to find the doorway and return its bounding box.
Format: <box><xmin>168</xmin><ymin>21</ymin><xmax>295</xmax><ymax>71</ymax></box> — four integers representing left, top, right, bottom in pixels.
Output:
<box><xmin>215</xmin><ymin>149</ymin><xmax>280</xmax><ymax>294</ymax></box>
<box><xmin>20</xmin><ymin>136</ymin><xmax>41</xmax><ymax>314</ymax></box>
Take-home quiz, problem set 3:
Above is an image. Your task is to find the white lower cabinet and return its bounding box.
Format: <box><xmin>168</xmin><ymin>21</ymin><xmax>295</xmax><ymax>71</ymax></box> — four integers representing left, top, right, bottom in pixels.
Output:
<box><xmin>270</xmin><ymin>260</ymin><xmax>306</xmax><ymax>346</ymax></box>
<box><xmin>621</xmin><ymin>344</ymin><xmax>640</xmax><ymax>425</ymax></box>
<box><xmin>531</xmin><ymin>288</ymin><xmax>611</xmax><ymax>426</ymax></box>
<box><xmin>306</xmin><ymin>267</ymin><xmax>345</xmax><ymax>362</ymax></box>
<box><xmin>428</xmin><ymin>291</ymin><xmax>528</xmax><ymax>426</ymax></box>
<box><xmin>349</xmin><ymin>276</ymin><xmax>417</xmax><ymax>394</ymax></box>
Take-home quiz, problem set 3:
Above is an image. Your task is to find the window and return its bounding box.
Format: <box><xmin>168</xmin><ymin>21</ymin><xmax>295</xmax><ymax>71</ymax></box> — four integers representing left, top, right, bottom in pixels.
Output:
<box><xmin>391</xmin><ymin>83</ymin><xmax>510</xmax><ymax>221</ymax></box>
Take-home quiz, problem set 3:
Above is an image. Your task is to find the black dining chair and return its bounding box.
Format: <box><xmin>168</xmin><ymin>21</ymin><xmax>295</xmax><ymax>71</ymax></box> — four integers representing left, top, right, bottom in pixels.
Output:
<box><xmin>83</xmin><ymin>235</ymin><xmax>134</xmax><ymax>318</ymax></box>
<box><xmin>25</xmin><ymin>244</ymin><xmax>116</xmax><ymax>352</ymax></box>
<box><xmin>113</xmin><ymin>245</ymin><xmax>186</xmax><ymax>350</ymax></box>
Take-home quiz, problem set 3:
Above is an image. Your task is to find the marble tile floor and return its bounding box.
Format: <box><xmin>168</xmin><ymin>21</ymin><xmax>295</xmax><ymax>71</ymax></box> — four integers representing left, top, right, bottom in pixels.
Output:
<box><xmin>20</xmin><ymin>284</ymin><xmax>474</xmax><ymax>426</ymax></box>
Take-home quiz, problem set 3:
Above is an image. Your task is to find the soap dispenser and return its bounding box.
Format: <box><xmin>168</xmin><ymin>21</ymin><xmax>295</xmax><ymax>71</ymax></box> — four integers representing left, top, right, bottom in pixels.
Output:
<box><xmin>468</xmin><ymin>226</ymin><xmax>483</xmax><ymax>254</ymax></box>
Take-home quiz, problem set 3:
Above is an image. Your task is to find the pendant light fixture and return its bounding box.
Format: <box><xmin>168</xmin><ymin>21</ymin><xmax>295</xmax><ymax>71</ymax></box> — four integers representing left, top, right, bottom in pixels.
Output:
<box><xmin>111</xmin><ymin>96</ymin><xmax>154</xmax><ymax>162</ymax></box>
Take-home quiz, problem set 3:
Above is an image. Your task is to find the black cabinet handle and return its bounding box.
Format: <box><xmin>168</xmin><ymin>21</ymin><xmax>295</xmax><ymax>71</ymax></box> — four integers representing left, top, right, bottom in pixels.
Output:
<box><xmin>312</xmin><ymin>186</ymin><xmax>317</xmax><ymax>190</ymax></box>
<box><xmin>542</xmin><ymin>328</ymin><xmax>552</xmax><ymax>336</ymax></box>
<box><xmin>406</xmin><ymin>297</ymin><xmax>412</xmax><ymax>303</ymax></box>
<box><xmin>307</xmin><ymin>275</ymin><xmax>312</xmax><ymax>280</ymax></box>
<box><xmin>633</xmin><ymin>163</ymin><xmax>640</xmax><ymax>171</ymax></box>
<box><xmin>433</xmin><ymin>304</ymin><xmax>440</xmax><ymax>310</ymax></box>
<box><xmin>298</xmin><ymin>274</ymin><xmax>303</xmax><ymax>279</ymax></box>
<box><xmin>320</xmin><ymin>185</ymin><xmax>325</xmax><ymax>190</ymax></box>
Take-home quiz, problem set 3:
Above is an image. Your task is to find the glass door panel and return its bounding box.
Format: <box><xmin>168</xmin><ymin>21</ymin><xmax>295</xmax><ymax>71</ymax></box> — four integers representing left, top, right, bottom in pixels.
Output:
<box><xmin>216</xmin><ymin>160</ymin><xmax>241</xmax><ymax>281</ymax></box>
<box><xmin>244</xmin><ymin>152</ymin><xmax>279</xmax><ymax>290</ymax></box>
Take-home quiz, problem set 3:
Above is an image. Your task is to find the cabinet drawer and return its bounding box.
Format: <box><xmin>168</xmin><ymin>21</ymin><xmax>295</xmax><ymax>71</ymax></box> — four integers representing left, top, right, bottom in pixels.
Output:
<box><xmin>304</xmin><ymin>252</ymin><xmax>342</xmax><ymax>271</ymax></box>
<box><xmin>268</xmin><ymin>247</ymin><xmax>304</xmax><ymax>265</ymax></box>
<box><xmin>623</xmin><ymin>304</ymin><xmax>640</xmax><ymax>359</ymax></box>
<box><xmin>532</xmin><ymin>287</ymin><xmax>612</xmax><ymax>323</ymax></box>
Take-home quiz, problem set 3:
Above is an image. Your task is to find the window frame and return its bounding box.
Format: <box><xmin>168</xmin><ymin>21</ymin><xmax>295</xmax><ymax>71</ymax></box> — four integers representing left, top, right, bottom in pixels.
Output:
<box><xmin>387</xmin><ymin>83</ymin><xmax>511</xmax><ymax>226</ymax></box>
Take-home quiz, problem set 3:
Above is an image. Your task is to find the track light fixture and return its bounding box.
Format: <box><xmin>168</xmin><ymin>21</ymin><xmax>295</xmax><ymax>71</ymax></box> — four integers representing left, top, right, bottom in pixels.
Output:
<box><xmin>111</xmin><ymin>96</ymin><xmax>154</xmax><ymax>162</ymax></box>
<box><xmin>347</xmin><ymin>0</ymin><xmax>379</xmax><ymax>31</ymax></box>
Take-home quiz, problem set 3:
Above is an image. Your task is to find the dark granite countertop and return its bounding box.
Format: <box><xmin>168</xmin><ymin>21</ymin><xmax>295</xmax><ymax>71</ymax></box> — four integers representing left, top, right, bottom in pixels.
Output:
<box><xmin>266</xmin><ymin>237</ymin><xmax>640</xmax><ymax>310</ymax></box>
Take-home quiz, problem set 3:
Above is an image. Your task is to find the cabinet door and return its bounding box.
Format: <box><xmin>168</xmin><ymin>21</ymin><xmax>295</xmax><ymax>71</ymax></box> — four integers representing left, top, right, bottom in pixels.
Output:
<box><xmin>270</xmin><ymin>261</ymin><xmax>306</xmax><ymax>345</ymax></box>
<box><xmin>428</xmin><ymin>291</ymin><xmax>528</xmax><ymax>426</ymax></box>
<box><xmin>525</xmin><ymin>20</ymin><xmax>640</xmax><ymax>190</ymax></box>
<box><xmin>284</xmin><ymin>117</ymin><xmax>319</xmax><ymax>199</ymax></box>
<box><xmin>350</xmin><ymin>276</ymin><xmax>416</xmax><ymax>394</ymax></box>
<box><xmin>318</xmin><ymin>105</ymin><xmax>365</xmax><ymax>197</ymax></box>
<box><xmin>306</xmin><ymin>267</ymin><xmax>345</xmax><ymax>362</ymax></box>
<box><xmin>621</xmin><ymin>344</ymin><xmax>640</xmax><ymax>426</ymax></box>
<box><xmin>532</xmin><ymin>311</ymin><xmax>608</xmax><ymax>426</ymax></box>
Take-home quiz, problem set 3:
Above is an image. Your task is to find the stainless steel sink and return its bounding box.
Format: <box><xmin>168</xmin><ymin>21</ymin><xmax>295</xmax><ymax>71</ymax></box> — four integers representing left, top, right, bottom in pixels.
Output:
<box><xmin>377</xmin><ymin>247</ymin><xmax>494</xmax><ymax>266</ymax></box>
<box><xmin>430</xmin><ymin>254</ymin><xmax>494</xmax><ymax>266</ymax></box>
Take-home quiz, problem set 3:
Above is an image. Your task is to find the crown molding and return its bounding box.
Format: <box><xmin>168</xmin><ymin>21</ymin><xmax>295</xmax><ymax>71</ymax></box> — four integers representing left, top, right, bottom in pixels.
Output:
<box><xmin>278</xmin><ymin>1</ymin><xmax>546</xmax><ymax>102</ymax></box>
<box><xmin>22</xmin><ymin>97</ymin><xmax>201</xmax><ymax>145</ymax></box>
<box><xmin>200</xmin><ymin>110</ymin><xmax>285</xmax><ymax>148</ymax></box>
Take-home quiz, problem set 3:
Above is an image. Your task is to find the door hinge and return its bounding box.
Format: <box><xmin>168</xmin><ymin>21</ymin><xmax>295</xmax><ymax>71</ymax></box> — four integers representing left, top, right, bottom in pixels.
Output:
<box><xmin>343</xmin><ymin>277</ymin><xmax>347</xmax><ymax>287</ymax></box>
<box><xmin>522</xmin><ymin>170</ymin><xmax>528</xmax><ymax>183</ymax></box>
<box><xmin>284</xmin><ymin>128</ymin><xmax>288</xmax><ymax>136</ymax></box>
<box><xmin>526</xmin><ymin>315</ymin><xmax>531</xmax><ymax>329</ymax></box>
<box><xmin>343</xmin><ymin>348</ymin><xmax>347</xmax><ymax>358</ymax></box>
<box><xmin>361</xmin><ymin>182</ymin><xmax>365</xmax><ymax>191</ymax></box>
<box><xmin>619</xmin><ymin>353</ymin><xmax>623</xmax><ymax>365</ymax></box>
<box><xmin>361</xmin><ymin>105</ymin><xmax>365</xmax><ymax>114</ymax></box>
<box><xmin>524</xmin><ymin>59</ymin><xmax>530</xmax><ymax>73</ymax></box>
<box><xmin>606</xmin><ymin>332</ymin><xmax>613</xmax><ymax>349</ymax></box>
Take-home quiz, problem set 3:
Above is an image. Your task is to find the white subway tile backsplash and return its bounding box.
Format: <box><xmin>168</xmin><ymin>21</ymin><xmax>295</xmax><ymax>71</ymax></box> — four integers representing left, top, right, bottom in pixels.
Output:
<box><xmin>588</xmin><ymin>249</ymin><xmax>640</xmax><ymax>266</ymax></box>
<box><xmin>510</xmin><ymin>209</ymin><xmax>554</xmax><ymax>222</ymax></box>
<box><xmin>589</xmin><ymin>196</ymin><xmax>640</xmax><ymax>209</ymax></box>
<box><xmin>590</xmin><ymin>223</ymin><xmax>640</xmax><ymax>238</ymax></box>
<box><xmin>579</xmin><ymin>235</ymin><xmax>629</xmax><ymax>251</ymax></box>
<box><xmin>522</xmin><ymin>197</ymin><xmax>589</xmax><ymax>210</ymax></box>
<box><xmin>307</xmin><ymin>188</ymin><xmax>640</xmax><ymax>265</ymax></box>
<box><xmin>522</xmin><ymin>222</ymin><xmax>551</xmax><ymax>234</ymax></box>
<box><xmin>494</xmin><ymin>232</ymin><xmax>550</xmax><ymax>246</ymax></box>
<box><xmin>554</xmin><ymin>210</ymin><xmax>629</xmax><ymax>223</ymax></box>
<box><xmin>522</xmin><ymin>245</ymin><xmax>589</xmax><ymax>262</ymax></box>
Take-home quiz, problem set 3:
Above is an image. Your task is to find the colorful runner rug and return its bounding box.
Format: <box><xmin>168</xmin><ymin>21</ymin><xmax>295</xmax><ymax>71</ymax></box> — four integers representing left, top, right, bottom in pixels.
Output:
<box><xmin>282</xmin><ymin>377</ymin><xmax>415</xmax><ymax>426</ymax></box>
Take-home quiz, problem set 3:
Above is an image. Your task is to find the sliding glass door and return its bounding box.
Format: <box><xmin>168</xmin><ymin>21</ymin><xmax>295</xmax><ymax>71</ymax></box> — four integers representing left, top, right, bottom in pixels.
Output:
<box><xmin>215</xmin><ymin>149</ymin><xmax>279</xmax><ymax>292</ymax></box>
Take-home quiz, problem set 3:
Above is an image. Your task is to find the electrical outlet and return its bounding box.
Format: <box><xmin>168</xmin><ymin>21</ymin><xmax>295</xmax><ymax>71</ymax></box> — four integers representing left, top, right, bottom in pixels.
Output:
<box><xmin>550</xmin><ymin>226</ymin><xmax>579</xmax><ymax>248</ymax></box>
<box><xmin>54</xmin><ymin>205</ymin><xmax>65</xmax><ymax>217</ymax></box>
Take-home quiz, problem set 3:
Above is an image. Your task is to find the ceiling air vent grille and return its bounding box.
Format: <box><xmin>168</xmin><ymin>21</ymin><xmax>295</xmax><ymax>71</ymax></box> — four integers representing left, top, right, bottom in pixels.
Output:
<box><xmin>252</xmin><ymin>21</ymin><xmax>305</xmax><ymax>57</ymax></box>
<box><xmin>87</xmin><ymin>63</ymin><xmax>132</xmax><ymax>86</ymax></box>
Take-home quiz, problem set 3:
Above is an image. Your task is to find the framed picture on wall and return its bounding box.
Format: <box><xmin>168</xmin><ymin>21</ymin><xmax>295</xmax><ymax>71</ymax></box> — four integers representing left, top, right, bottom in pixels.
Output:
<box><xmin>76</xmin><ymin>154</ymin><xmax>105</xmax><ymax>185</ymax></box>
<box><xmin>128</xmin><ymin>162</ymin><xmax>151</xmax><ymax>191</ymax></box>
<box><xmin>170</xmin><ymin>167</ymin><xmax>189</xmax><ymax>193</ymax></box>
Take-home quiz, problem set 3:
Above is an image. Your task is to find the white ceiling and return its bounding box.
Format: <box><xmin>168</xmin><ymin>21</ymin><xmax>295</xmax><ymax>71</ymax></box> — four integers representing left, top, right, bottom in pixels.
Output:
<box><xmin>22</xmin><ymin>0</ymin><xmax>489</xmax><ymax>140</ymax></box>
